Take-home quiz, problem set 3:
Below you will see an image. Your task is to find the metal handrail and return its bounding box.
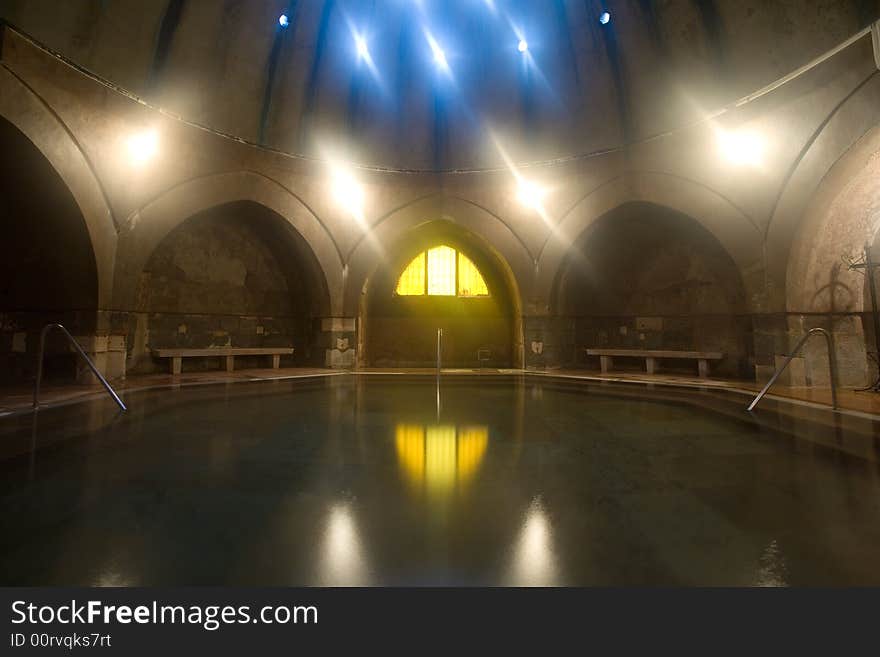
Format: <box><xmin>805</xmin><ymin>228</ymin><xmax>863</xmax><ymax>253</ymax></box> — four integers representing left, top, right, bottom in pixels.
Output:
<box><xmin>747</xmin><ymin>327</ymin><xmax>837</xmax><ymax>411</ymax></box>
<box><xmin>33</xmin><ymin>323</ymin><xmax>127</xmax><ymax>411</ymax></box>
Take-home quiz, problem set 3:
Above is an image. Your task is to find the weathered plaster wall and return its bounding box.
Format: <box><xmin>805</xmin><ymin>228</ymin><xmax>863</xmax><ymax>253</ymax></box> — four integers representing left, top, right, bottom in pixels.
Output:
<box><xmin>556</xmin><ymin>203</ymin><xmax>751</xmax><ymax>377</ymax></box>
<box><xmin>782</xmin><ymin>126</ymin><xmax>880</xmax><ymax>386</ymax></box>
<box><xmin>126</xmin><ymin>201</ymin><xmax>316</xmax><ymax>373</ymax></box>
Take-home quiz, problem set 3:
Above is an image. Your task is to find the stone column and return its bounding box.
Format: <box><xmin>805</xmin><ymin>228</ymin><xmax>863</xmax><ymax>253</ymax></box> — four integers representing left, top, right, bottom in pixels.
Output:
<box><xmin>319</xmin><ymin>317</ymin><xmax>357</xmax><ymax>369</ymax></box>
<box><xmin>522</xmin><ymin>315</ymin><xmax>569</xmax><ymax>370</ymax></box>
<box><xmin>752</xmin><ymin>314</ymin><xmax>789</xmax><ymax>383</ymax></box>
<box><xmin>72</xmin><ymin>334</ymin><xmax>127</xmax><ymax>384</ymax></box>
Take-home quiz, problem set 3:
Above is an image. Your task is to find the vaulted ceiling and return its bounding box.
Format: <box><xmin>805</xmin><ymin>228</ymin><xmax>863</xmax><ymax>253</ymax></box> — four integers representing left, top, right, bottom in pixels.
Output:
<box><xmin>2</xmin><ymin>0</ymin><xmax>878</xmax><ymax>170</ymax></box>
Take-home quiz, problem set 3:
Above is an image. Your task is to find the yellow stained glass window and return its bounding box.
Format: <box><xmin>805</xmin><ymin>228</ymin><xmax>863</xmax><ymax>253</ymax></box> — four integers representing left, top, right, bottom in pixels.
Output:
<box><xmin>457</xmin><ymin>252</ymin><xmax>489</xmax><ymax>297</ymax></box>
<box><xmin>395</xmin><ymin>245</ymin><xmax>490</xmax><ymax>297</ymax></box>
<box><xmin>395</xmin><ymin>251</ymin><xmax>426</xmax><ymax>295</ymax></box>
<box><xmin>427</xmin><ymin>246</ymin><xmax>456</xmax><ymax>296</ymax></box>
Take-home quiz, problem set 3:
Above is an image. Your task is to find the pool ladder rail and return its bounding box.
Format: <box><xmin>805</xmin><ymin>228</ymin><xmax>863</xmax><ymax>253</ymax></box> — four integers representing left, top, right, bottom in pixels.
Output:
<box><xmin>33</xmin><ymin>323</ymin><xmax>127</xmax><ymax>412</ymax></box>
<box><xmin>747</xmin><ymin>327</ymin><xmax>837</xmax><ymax>412</ymax></box>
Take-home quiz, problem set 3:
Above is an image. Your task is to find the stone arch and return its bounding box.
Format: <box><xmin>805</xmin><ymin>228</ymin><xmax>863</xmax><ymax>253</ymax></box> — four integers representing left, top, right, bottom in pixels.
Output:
<box><xmin>783</xmin><ymin>123</ymin><xmax>880</xmax><ymax>387</ymax></box>
<box><xmin>343</xmin><ymin>193</ymin><xmax>534</xmax><ymax>317</ymax></box>
<box><xmin>552</xmin><ymin>201</ymin><xmax>752</xmax><ymax>377</ymax></box>
<box><xmin>0</xmin><ymin>114</ymin><xmax>104</xmax><ymax>383</ymax></box>
<box><xmin>113</xmin><ymin>170</ymin><xmax>339</xmax><ymax>315</ymax></box>
<box><xmin>128</xmin><ymin>199</ymin><xmax>331</xmax><ymax>371</ymax></box>
<box><xmin>768</xmin><ymin>75</ymin><xmax>880</xmax><ymax>312</ymax></box>
<box><xmin>356</xmin><ymin>217</ymin><xmax>525</xmax><ymax>368</ymax></box>
<box><xmin>786</xmin><ymin>125</ymin><xmax>880</xmax><ymax>314</ymax></box>
<box><xmin>0</xmin><ymin>66</ymin><xmax>116</xmax><ymax>306</ymax></box>
<box><xmin>535</xmin><ymin>172</ymin><xmax>764</xmax><ymax>315</ymax></box>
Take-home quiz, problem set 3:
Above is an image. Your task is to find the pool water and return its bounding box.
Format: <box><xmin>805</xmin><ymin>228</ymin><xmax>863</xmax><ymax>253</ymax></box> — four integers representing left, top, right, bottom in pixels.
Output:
<box><xmin>1</xmin><ymin>375</ymin><xmax>879</xmax><ymax>586</ymax></box>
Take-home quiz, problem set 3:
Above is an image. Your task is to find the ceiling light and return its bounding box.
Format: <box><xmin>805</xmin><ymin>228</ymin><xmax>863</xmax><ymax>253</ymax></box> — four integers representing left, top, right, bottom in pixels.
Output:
<box><xmin>517</xmin><ymin>180</ymin><xmax>546</xmax><ymax>211</ymax></box>
<box><xmin>355</xmin><ymin>34</ymin><xmax>369</xmax><ymax>60</ymax></box>
<box><xmin>126</xmin><ymin>130</ymin><xmax>158</xmax><ymax>165</ymax></box>
<box><xmin>718</xmin><ymin>130</ymin><xmax>764</xmax><ymax>166</ymax></box>
<box><xmin>330</xmin><ymin>165</ymin><xmax>365</xmax><ymax>219</ymax></box>
<box><xmin>426</xmin><ymin>33</ymin><xmax>449</xmax><ymax>72</ymax></box>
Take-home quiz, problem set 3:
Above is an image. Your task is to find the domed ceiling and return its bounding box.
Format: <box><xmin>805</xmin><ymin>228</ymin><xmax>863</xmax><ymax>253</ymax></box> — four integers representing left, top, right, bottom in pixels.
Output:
<box><xmin>2</xmin><ymin>0</ymin><xmax>878</xmax><ymax>170</ymax></box>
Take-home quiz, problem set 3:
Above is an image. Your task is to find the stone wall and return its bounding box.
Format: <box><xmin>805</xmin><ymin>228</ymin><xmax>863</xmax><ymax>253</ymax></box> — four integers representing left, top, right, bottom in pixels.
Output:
<box><xmin>0</xmin><ymin>116</ymin><xmax>101</xmax><ymax>384</ymax></box>
<box><xmin>780</xmin><ymin>130</ymin><xmax>880</xmax><ymax>388</ymax></box>
<box><xmin>363</xmin><ymin>229</ymin><xmax>516</xmax><ymax>368</ymax></box>
<box><xmin>555</xmin><ymin>203</ymin><xmax>752</xmax><ymax>377</ymax></box>
<box><xmin>128</xmin><ymin>202</ymin><xmax>317</xmax><ymax>373</ymax></box>
<box><xmin>2</xmin><ymin>18</ymin><xmax>880</xmax><ymax>386</ymax></box>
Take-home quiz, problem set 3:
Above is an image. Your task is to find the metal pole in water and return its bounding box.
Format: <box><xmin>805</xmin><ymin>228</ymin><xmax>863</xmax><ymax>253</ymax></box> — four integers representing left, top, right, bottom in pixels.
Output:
<box><xmin>436</xmin><ymin>328</ymin><xmax>442</xmax><ymax>375</ymax></box>
<box><xmin>436</xmin><ymin>328</ymin><xmax>443</xmax><ymax>420</ymax></box>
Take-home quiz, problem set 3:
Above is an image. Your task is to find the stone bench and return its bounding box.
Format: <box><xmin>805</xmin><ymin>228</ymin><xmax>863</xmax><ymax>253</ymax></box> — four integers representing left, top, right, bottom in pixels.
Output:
<box><xmin>152</xmin><ymin>347</ymin><xmax>294</xmax><ymax>375</ymax></box>
<box><xmin>586</xmin><ymin>348</ymin><xmax>724</xmax><ymax>379</ymax></box>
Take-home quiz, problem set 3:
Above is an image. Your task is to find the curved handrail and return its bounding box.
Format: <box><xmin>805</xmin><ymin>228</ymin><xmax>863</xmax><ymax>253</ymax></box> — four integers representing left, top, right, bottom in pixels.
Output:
<box><xmin>33</xmin><ymin>323</ymin><xmax>127</xmax><ymax>411</ymax></box>
<box><xmin>747</xmin><ymin>327</ymin><xmax>837</xmax><ymax>411</ymax></box>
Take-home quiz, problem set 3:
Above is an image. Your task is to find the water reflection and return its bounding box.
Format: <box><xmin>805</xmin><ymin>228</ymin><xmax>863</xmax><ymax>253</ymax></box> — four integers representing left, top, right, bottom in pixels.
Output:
<box><xmin>93</xmin><ymin>562</ymin><xmax>136</xmax><ymax>587</ymax></box>
<box><xmin>395</xmin><ymin>424</ymin><xmax>489</xmax><ymax>496</ymax></box>
<box><xmin>754</xmin><ymin>539</ymin><xmax>788</xmax><ymax>587</ymax></box>
<box><xmin>317</xmin><ymin>503</ymin><xmax>371</xmax><ymax>586</ymax></box>
<box><xmin>8</xmin><ymin>376</ymin><xmax>880</xmax><ymax>586</ymax></box>
<box><xmin>507</xmin><ymin>498</ymin><xmax>558</xmax><ymax>586</ymax></box>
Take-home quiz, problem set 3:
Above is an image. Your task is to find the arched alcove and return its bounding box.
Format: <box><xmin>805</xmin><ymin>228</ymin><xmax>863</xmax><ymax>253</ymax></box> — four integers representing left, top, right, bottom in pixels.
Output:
<box><xmin>130</xmin><ymin>200</ymin><xmax>328</xmax><ymax>372</ymax></box>
<box><xmin>554</xmin><ymin>202</ymin><xmax>750</xmax><ymax>378</ymax></box>
<box><xmin>0</xmin><ymin>116</ymin><xmax>99</xmax><ymax>383</ymax></box>
<box><xmin>785</xmin><ymin>125</ymin><xmax>880</xmax><ymax>387</ymax></box>
<box><xmin>360</xmin><ymin>221</ymin><xmax>521</xmax><ymax>368</ymax></box>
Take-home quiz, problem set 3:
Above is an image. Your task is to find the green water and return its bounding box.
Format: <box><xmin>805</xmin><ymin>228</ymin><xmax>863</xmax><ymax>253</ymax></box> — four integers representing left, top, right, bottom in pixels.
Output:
<box><xmin>1</xmin><ymin>375</ymin><xmax>879</xmax><ymax>585</ymax></box>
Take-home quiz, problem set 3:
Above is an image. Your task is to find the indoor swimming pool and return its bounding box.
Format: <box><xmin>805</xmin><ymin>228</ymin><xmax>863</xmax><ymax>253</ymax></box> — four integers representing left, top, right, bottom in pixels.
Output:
<box><xmin>1</xmin><ymin>375</ymin><xmax>879</xmax><ymax>586</ymax></box>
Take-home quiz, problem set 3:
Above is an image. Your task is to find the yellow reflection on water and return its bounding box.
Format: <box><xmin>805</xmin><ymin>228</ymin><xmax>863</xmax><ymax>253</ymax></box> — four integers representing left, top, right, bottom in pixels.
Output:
<box><xmin>395</xmin><ymin>425</ymin><xmax>425</xmax><ymax>488</ymax></box>
<box><xmin>457</xmin><ymin>426</ymin><xmax>489</xmax><ymax>479</ymax></box>
<box><xmin>425</xmin><ymin>425</ymin><xmax>457</xmax><ymax>494</ymax></box>
<box><xmin>395</xmin><ymin>423</ymin><xmax>489</xmax><ymax>496</ymax></box>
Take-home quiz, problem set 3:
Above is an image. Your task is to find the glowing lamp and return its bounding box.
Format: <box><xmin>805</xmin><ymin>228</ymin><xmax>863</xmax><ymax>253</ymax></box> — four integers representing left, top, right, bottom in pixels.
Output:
<box><xmin>517</xmin><ymin>180</ymin><xmax>546</xmax><ymax>210</ymax></box>
<box><xmin>718</xmin><ymin>130</ymin><xmax>764</xmax><ymax>166</ymax></box>
<box><xmin>331</xmin><ymin>166</ymin><xmax>365</xmax><ymax>219</ymax></box>
<box><xmin>126</xmin><ymin>130</ymin><xmax>158</xmax><ymax>165</ymax></box>
<box><xmin>426</xmin><ymin>33</ymin><xmax>449</xmax><ymax>72</ymax></box>
<box><xmin>355</xmin><ymin>34</ymin><xmax>369</xmax><ymax>60</ymax></box>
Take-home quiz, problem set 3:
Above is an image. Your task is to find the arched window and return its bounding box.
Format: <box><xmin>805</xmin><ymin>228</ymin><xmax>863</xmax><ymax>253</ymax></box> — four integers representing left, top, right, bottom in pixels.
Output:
<box><xmin>395</xmin><ymin>245</ymin><xmax>489</xmax><ymax>297</ymax></box>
